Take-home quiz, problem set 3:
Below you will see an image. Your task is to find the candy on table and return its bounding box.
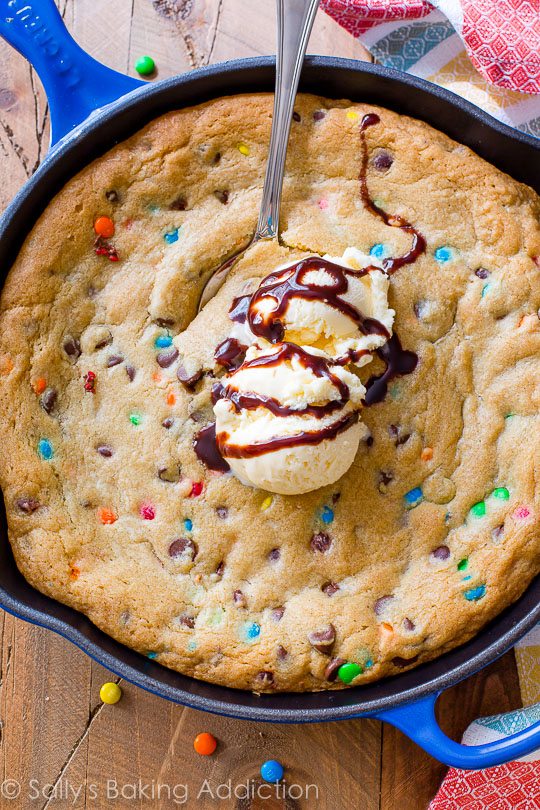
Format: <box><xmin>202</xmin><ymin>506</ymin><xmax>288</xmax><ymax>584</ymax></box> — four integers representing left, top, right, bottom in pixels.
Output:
<box><xmin>134</xmin><ymin>55</ymin><xmax>156</xmax><ymax>76</ymax></box>
<box><xmin>193</xmin><ymin>732</ymin><xmax>217</xmax><ymax>756</ymax></box>
<box><xmin>99</xmin><ymin>682</ymin><xmax>122</xmax><ymax>705</ymax></box>
<box><xmin>260</xmin><ymin>760</ymin><xmax>284</xmax><ymax>783</ymax></box>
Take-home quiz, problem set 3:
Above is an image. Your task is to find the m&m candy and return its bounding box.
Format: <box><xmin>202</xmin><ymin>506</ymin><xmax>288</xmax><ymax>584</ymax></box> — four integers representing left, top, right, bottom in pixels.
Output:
<box><xmin>100</xmin><ymin>682</ymin><xmax>122</xmax><ymax>704</ymax></box>
<box><xmin>193</xmin><ymin>732</ymin><xmax>217</xmax><ymax>756</ymax></box>
<box><xmin>260</xmin><ymin>759</ymin><xmax>284</xmax><ymax>783</ymax></box>
<box><xmin>94</xmin><ymin>216</ymin><xmax>115</xmax><ymax>238</ymax></box>
<box><xmin>135</xmin><ymin>55</ymin><xmax>156</xmax><ymax>76</ymax></box>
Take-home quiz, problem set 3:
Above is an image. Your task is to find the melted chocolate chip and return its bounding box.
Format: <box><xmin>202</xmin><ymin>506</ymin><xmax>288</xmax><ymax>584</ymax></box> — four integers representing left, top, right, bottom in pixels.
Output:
<box><xmin>162</xmin><ymin>417</ymin><xmax>174</xmax><ymax>429</ymax></box>
<box><xmin>392</xmin><ymin>655</ymin><xmax>419</xmax><ymax>668</ymax></box>
<box><xmin>168</xmin><ymin>537</ymin><xmax>197</xmax><ymax>561</ymax></box>
<box><xmin>215</xmin><ymin>561</ymin><xmax>225</xmax><ymax>577</ymax></box>
<box><xmin>16</xmin><ymin>497</ymin><xmax>40</xmax><ymax>514</ymax></box>
<box><xmin>216</xmin><ymin>506</ymin><xmax>228</xmax><ymax>519</ymax></box>
<box><xmin>63</xmin><ymin>336</ymin><xmax>81</xmax><ymax>361</ymax></box>
<box><xmin>213</xmin><ymin>152</ymin><xmax>221</xmax><ymax>164</ymax></box>
<box><xmin>313</xmin><ymin>110</ymin><xmax>325</xmax><ymax>121</ymax></box>
<box><xmin>106</xmin><ymin>354</ymin><xmax>124</xmax><ymax>368</ymax></box>
<box><xmin>177</xmin><ymin>365</ymin><xmax>203</xmax><ymax>388</ymax></box>
<box><xmin>292</xmin><ymin>111</ymin><xmax>301</xmax><ymax>122</ymax></box>
<box><xmin>322</xmin><ymin>581</ymin><xmax>339</xmax><ymax>596</ymax></box>
<box><xmin>277</xmin><ymin>645</ymin><xmax>288</xmax><ymax>660</ymax></box>
<box><xmin>271</xmin><ymin>606</ymin><xmax>285</xmax><ymax>622</ymax></box>
<box><xmin>256</xmin><ymin>670</ymin><xmax>274</xmax><ymax>685</ymax></box>
<box><xmin>154</xmin><ymin>317</ymin><xmax>175</xmax><ymax>328</ymax></box>
<box><xmin>492</xmin><ymin>524</ymin><xmax>505</xmax><ymax>541</ymax></box>
<box><xmin>365</xmin><ymin>434</ymin><xmax>374</xmax><ymax>447</ymax></box>
<box><xmin>475</xmin><ymin>267</ymin><xmax>490</xmax><ymax>279</ymax></box>
<box><xmin>374</xmin><ymin>595</ymin><xmax>394</xmax><ymax>616</ymax></box>
<box><xmin>389</xmin><ymin>424</ymin><xmax>410</xmax><ymax>446</ymax></box>
<box><xmin>97</xmin><ymin>445</ymin><xmax>114</xmax><ymax>458</ymax></box>
<box><xmin>105</xmin><ymin>190</ymin><xmax>119</xmax><ymax>203</ymax></box>
<box><xmin>310</xmin><ymin>532</ymin><xmax>332</xmax><ymax>553</ymax></box>
<box><xmin>431</xmin><ymin>545</ymin><xmax>450</xmax><ymax>561</ymax></box>
<box><xmin>178</xmin><ymin>613</ymin><xmax>195</xmax><ymax>629</ymax></box>
<box><xmin>40</xmin><ymin>387</ymin><xmax>57</xmax><ymax>414</ymax></box>
<box><xmin>324</xmin><ymin>657</ymin><xmax>345</xmax><ymax>682</ymax></box>
<box><xmin>125</xmin><ymin>365</ymin><xmax>136</xmax><ymax>382</ymax></box>
<box><xmin>233</xmin><ymin>589</ymin><xmax>247</xmax><ymax>608</ymax></box>
<box><xmin>371</xmin><ymin>149</ymin><xmax>394</xmax><ymax>171</ymax></box>
<box><xmin>268</xmin><ymin>547</ymin><xmax>281</xmax><ymax>562</ymax></box>
<box><xmin>403</xmin><ymin>618</ymin><xmax>415</xmax><ymax>631</ymax></box>
<box><xmin>378</xmin><ymin>471</ymin><xmax>394</xmax><ymax>492</ymax></box>
<box><xmin>169</xmin><ymin>195</ymin><xmax>187</xmax><ymax>211</ymax></box>
<box><xmin>308</xmin><ymin>624</ymin><xmax>336</xmax><ymax>655</ymax></box>
<box><xmin>213</xmin><ymin>190</ymin><xmax>229</xmax><ymax>205</ymax></box>
<box><xmin>156</xmin><ymin>347</ymin><xmax>179</xmax><ymax>368</ymax></box>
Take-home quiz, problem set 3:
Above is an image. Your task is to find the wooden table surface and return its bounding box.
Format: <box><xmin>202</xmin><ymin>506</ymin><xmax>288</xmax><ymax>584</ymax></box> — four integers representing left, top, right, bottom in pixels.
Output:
<box><xmin>0</xmin><ymin>2</ymin><xmax>524</xmax><ymax>808</ymax></box>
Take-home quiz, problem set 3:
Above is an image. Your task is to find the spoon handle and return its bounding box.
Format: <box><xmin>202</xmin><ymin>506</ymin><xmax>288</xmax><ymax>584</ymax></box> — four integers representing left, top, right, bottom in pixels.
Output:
<box><xmin>256</xmin><ymin>0</ymin><xmax>320</xmax><ymax>240</ymax></box>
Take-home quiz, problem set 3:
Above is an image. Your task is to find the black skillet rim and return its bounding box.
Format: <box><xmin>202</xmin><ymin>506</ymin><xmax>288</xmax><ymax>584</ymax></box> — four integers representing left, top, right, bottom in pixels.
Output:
<box><xmin>0</xmin><ymin>55</ymin><xmax>538</xmax><ymax>722</ymax></box>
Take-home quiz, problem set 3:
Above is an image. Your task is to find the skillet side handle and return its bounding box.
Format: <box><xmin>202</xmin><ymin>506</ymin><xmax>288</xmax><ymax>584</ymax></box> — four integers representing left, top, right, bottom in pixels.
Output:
<box><xmin>0</xmin><ymin>0</ymin><xmax>143</xmax><ymax>146</ymax></box>
<box><xmin>377</xmin><ymin>693</ymin><xmax>540</xmax><ymax>769</ymax></box>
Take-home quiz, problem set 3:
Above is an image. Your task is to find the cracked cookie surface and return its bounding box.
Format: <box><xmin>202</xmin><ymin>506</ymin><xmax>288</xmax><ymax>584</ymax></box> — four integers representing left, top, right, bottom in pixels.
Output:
<box><xmin>0</xmin><ymin>94</ymin><xmax>539</xmax><ymax>692</ymax></box>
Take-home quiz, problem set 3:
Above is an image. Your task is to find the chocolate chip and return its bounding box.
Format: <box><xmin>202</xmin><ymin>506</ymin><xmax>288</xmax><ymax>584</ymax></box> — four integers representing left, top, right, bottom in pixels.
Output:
<box><xmin>16</xmin><ymin>497</ymin><xmax>40</xmax><ymax>514</ymax></box>
<box><xmin>403</xmin><ymin>618</ymin><xmax>415</xmax><ymax>631</ymax></box>
<box><xmin>178</xmin><ymin>613</ymin><xmax>195</xmax><ymax>629</ymax></box>
<box><xmin>169</xmin><ymin>195</ymin><xmax>187</xmax><ymax>211</ymax></box>
<box><xmin>156</xmin><ymin>347</ymin><xmax>179</xmax><ymax>368</ymax></box>
<box><xmin>105</xmin><ymin>190</ymin><xmax>119</xmax><ymax>203</ymax></box>
<box><xmin>413</xmin><ymin>301</ymin><xmax>427</xmax><ymax>319</ymax></box>
<box><xmin>431</xmin><ymin>545</ymin><xmax>450</xmax><ymax>561</ymax></box>
<box><xmin>332</xmin><ymin>492</ymin><xmax>341</xmax><ymax>505</ymax></box>
<box><xmin>40</xmin><ymin>387</ymin><xmax>57</xmax><ymax>414</ymax></box>
<box><xmin>322</xmin><ymin>581</ymin><xmax>339</xmax><ymax>596</ymax></box>
<box><xmin>308</xmin><ymin>624</ymin><xmax>336</xmax><ymax>655</ymax></box>
<box><xmin>97</xmin><ymin>445</ymin><xmax>113</xmax><ymax>458</ymax></box>
<box><xmin>162</xmin><ymin>417</ymin><xmax>174</xmax><ymax>429</ymax></box>
<box><xmin>233</xmin><ymin>589</ymin><xmax>247</xmax><ymax>608</ymax></box>
<box><xmin>475</xmin><ymin>268</ymin><xmax>490</xmax><ymax>279</ymax></box>
<box><xmin>388</xmin><ymin>424</ymin><xmax>410</xmax><ymax>446</ymax></box>
<box><xmin>271</xmin><ymin>606</ymin><xmax>285</xmax><ymax>622</ymax></box>
<box><xmin>276</xmin><ymin>645</ymin><xmax>288</xmax><ymax>660</ymax></box>
<box><xmin>324</xmin><ymin>657</ymin><xmax>345</xmax><ymax>682</ymax></box>
<box><xmin>310</xmin><ymin>532</ymin><xmax>331</xmax><ymax>553</ymax></box>
<box><xmin>177</xmin><ymin>365</ymin><xmax>203</xmax><ymax>388</ymax></box>
<box><xmin>216</xmin><ymin>506</ymin><xmax>228</xmax><ymax>519</ymax></box>
<box><xmin>392</xmin><ymin>655</ymin><xmax>419</xmax><ymax>668</ymax></box>
<box><xmin>213</xmin><ymin>152</ymin><xmax>221</xmax><ymax>164</ymax></box>
<box><xmin>378</xmin><ymin>471</ymin><xmax>394</xmax><ymax>493</ymax></box>
<box><xmin>292</xmin><ymin>111</ymin><xmax>301</xmax><ymax>122</ymax></box>
<box><xmin>268</xmin><ymin>547</ymin><xmax>280</xmax><ymax>561</ymax></box>
<box><xmin>492</xmin><ymin>524</ymin><xmax>504</xmax><ymax>541</ymax></box>
<box><xmin>374</xmin><ymin>595</ymin><xmax>394</xmax><ymax>616</ymax></box>
<box><xmin>371</xmin><ymin>149</ymin><xmax>394</xmax><ymax>171</ymax></box>
<box><xmin>168</xmin><ymin>537</ymin><xmax>197</xmax><ymax>561</ymax></box>
<box><xmin>313</xmin><ymin>110</ymin><xmax>325</xmax><ymax>121</ymax></box>
<box><xmin>158</xmin><ymin>463</ymin><xmax>181</xmax><ymax>483</ymax></box>
<box><xmin>256</xmin><ymin>670</ymin><xmax>274</xmax><ymax>686</ymax></box>
<box><xmin>213</xmin><ymin>190</ymin><xmax>229</xmax><ymax>205</ymax></box>
<box><xmin>106</xmin><ymin>354</ymin><xmax>124</xmax><ymax>368</ymax></box>
<box><xmin>215</xmin><ymin>561</ymin><xmax>225</xmax><ymax>577</ymax></box>
<box><xmin>125</xmin><ymin>365</ymin><xmax>136</xmax><ymax>381</ymax></box>
<box><xmin>365</xmin><ymin>434</ymin><xmax>374</xmax><ymax>447</ymax></box>
<box><xmin>63</xmin><ymin>336</ymin><xmax>81</xmax><ymax>361</ymax></box>
<box><xmin>154</xmin><ymin>317</ymin><xmax>175</xmax><ymax>328</ymax></box>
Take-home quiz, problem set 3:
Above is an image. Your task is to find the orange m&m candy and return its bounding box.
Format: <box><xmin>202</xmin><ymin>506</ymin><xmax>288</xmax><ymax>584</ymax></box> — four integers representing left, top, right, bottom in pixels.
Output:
<box><xmin>193</xmin><ymin>732</ymin><xmax>217</xmax><ymax>756</ymax></box>
<box><xmin>94</xmin><ymin>216</ymin><xmax>115</xmax><ymax>238</ymax></box>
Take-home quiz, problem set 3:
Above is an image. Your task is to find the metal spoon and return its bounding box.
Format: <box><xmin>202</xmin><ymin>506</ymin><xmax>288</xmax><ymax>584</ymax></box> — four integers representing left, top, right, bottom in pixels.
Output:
<box><xmin>198</xmin><ymin>0</ymin><xmax>320</xmax><ymax>311</ymax></box>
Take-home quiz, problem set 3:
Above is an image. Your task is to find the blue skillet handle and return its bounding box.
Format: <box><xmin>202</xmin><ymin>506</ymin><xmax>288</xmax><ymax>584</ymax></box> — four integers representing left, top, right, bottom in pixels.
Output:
<box><xmin>0</xmin><ymin>0</ymin><xmax>144</xmax><ymax>146</ymax></box>
<box><xmin>377</xmin><ymin>693</ymin><xmax>540</xmax><ymax>769</ymax></box>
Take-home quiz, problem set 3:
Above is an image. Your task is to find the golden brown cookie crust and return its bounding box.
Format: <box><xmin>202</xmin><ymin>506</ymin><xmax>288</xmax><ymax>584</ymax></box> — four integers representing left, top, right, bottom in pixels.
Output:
<box><xmin>0</xmin><ymin>94</ymin><xmax>539</xmax><ymax>692</ymax></box>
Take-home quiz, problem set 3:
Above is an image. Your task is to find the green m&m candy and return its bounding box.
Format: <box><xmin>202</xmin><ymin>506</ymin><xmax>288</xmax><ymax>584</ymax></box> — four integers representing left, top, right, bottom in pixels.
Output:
<box><xmin>337</xmin><ymin>662</ymin><xmax>362</xmax><ymax>684</ymax></box>
<box><xmin>135</xmin><ymin>55</ymin><xmax>156</xmax><ymax>77</ymax></box>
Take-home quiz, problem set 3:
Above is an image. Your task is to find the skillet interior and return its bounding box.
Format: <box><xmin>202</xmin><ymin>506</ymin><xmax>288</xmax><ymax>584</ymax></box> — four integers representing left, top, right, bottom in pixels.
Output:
<box><xmin>0</xmin><ymin>55</ymin><xmax>539</xmax><ymax>721</ymax></box>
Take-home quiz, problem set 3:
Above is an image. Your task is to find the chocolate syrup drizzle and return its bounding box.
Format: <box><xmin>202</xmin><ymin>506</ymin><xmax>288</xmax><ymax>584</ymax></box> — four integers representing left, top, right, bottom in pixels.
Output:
<box><xmin>194</xmin><ymin>113</ymin><xmax>424</xmax><ymax>470</ymax></box>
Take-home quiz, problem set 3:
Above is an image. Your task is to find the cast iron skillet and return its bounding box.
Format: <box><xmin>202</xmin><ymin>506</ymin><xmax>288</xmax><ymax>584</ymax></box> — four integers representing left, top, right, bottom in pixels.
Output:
<box><xmin>1</xmin><ymin>0</ymin><xmax>539</xmax><ymax>769</ymax></box>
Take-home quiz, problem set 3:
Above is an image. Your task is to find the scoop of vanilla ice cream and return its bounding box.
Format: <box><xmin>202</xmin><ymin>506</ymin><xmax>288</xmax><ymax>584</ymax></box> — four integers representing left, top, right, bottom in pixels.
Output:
<box><xmin>213</xmin><ymin>342</ymin><xmax>367</xmax><ymax>495</ymax></box>
<box><xmin>249</xmin><ymin>248</ymin><xmax>395</xmax><ymax>365</ymax></box>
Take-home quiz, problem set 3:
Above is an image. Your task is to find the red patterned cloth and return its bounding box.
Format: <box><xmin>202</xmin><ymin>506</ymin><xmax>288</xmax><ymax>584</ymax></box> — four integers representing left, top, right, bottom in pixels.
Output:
<box><xmin>429</xmin><ymin>761</ymin><xmax>540</xmax><ymax>809</ymax></box>
<box><xmin>322</xmin><ymin>0</ymin><xmax>540</xmax><ymax>93</ymax></box>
